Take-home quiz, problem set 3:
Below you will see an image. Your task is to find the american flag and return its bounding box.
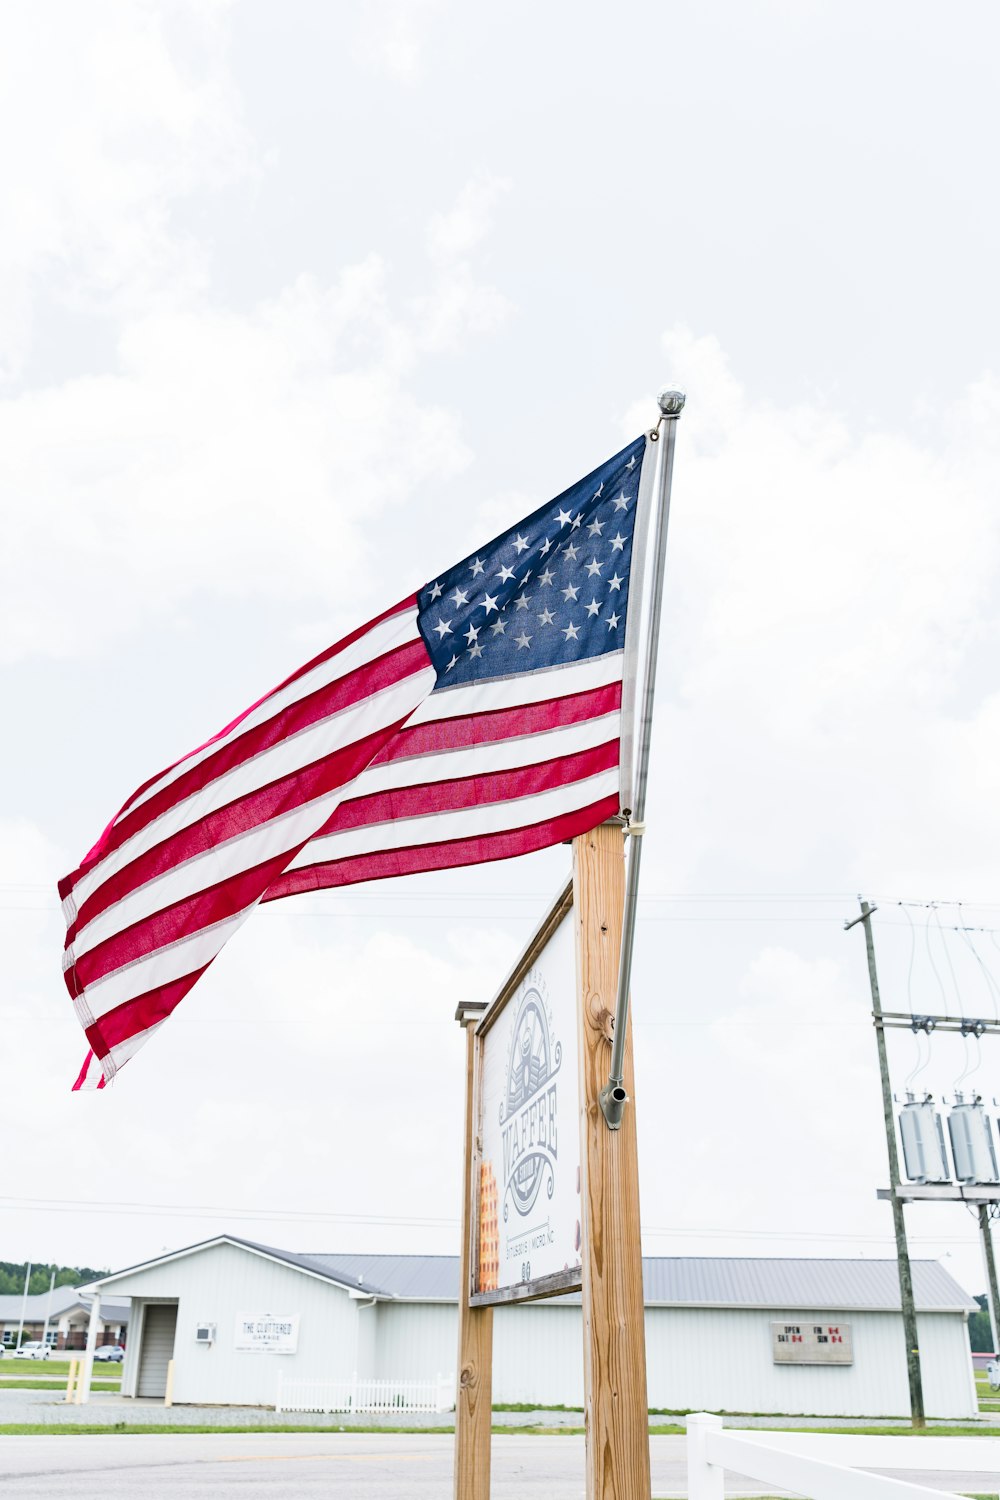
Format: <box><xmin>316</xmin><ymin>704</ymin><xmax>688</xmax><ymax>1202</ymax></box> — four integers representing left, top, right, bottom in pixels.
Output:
<box><xmin>62</xmin><ymin>434</ymin><xmax>653</xmax><ymax>1089</ymax></box>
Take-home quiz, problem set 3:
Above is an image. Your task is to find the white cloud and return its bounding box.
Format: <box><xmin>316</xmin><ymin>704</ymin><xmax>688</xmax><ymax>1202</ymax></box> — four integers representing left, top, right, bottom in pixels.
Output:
<box><xmin>633</xmin><ymin>326</ymin><xmax>1000</xmax><ymax>899</ymax></box>
<box><xmin>351</xmin><ymin>0</ymin><xmax>443</xmax><ymax>80</ymax></box>
<box><xmin>426</xmin><ymin>172</ymin><xmax>510</xmax><ymax>264</ymax></box>
<box><xmin>0</xmin><ymin>0</ymin><xmax>249</xmax><ymax>380</ymax></box>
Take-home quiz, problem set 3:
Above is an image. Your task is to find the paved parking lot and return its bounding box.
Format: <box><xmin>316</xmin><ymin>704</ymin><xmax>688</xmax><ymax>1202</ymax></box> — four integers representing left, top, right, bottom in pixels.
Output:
<box><xmin>1</xmin><ymin>1432</ymin><xmax>999</xmax><ymax>1499</ymax></box>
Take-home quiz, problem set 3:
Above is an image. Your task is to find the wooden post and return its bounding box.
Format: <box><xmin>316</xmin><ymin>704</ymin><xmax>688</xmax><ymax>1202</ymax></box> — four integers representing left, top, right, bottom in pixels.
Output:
<box><xmin>573</xmin><ymin>820</ymin><xmax>650</xmax><ymax>1500</ymax></box>
<box><xmin>454</xmin><ymin>1001</ymin><xmax>492</xmax><ymax>1500</ymax></box>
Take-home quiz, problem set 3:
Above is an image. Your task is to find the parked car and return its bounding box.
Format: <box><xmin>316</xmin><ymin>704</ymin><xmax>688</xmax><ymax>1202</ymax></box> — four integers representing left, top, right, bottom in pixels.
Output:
<box><xmin>13</xmin><ymin>1342</ymin><xmax>50</xmax><ymax>1360</ymax></box>
<box><xmin>93</xmin><ymin>1345</ymin><xmax>125</xmax><ymax>1363</ymax></box>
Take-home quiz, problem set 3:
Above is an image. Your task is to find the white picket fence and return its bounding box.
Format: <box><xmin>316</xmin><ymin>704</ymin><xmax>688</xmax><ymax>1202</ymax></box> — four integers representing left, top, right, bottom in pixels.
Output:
<box><xmin>276</xmin><ymin>1370</ymin><xmax>453</xmax><ymax>1415</ymax></box>
<box><xmin>687</xmin><ymin>1412</ymin><xmax>1000</xmax><ymax>1500</ymax></box>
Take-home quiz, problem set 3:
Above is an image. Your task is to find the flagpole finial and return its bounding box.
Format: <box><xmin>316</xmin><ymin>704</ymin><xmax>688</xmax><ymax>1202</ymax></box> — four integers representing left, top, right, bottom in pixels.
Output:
<box><xmin>657</xmin><ymin>389</ymin><xmax>686</xmax><ymax>417</ymax></box>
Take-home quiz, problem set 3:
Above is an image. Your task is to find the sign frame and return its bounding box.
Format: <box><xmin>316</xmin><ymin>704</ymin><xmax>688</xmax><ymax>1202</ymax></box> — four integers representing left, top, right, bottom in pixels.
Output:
<box><xmin>468</xmin><ymin>877</ymin><xmax>581</xmax><ymax>1309</ymax></box>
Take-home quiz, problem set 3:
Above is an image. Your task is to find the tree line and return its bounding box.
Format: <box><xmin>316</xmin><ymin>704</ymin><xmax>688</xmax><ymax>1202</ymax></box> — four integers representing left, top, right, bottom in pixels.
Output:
<box><xmin>0</xmin><ymin>1261</ymin><xmax>109</xmax><ymax>1296</ymax></box>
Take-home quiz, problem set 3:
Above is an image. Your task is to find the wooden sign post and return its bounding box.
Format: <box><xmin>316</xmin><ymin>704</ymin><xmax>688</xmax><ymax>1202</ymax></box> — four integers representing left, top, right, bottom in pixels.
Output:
<box><xmin>454</xmin><ymin>999</ymin><xmax>493</xmax><ymax>1500</ymax></box>
<box><xmin>453</xmin><ymin>849</ymin><xmax>649</xmax><ymax>1500</ymax></box>
<box><xmin>574</xmin><ymin>819</ymin><xmax>650</xmax><ymax>1500</ymax></box>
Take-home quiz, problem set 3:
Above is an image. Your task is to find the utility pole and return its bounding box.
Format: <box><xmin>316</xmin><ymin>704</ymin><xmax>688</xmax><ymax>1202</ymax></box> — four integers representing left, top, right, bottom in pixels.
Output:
<box><xmin>979</xmin><ymin>1205</ymin><xmax>1000</xmax><ymax>1356</ymax></box>
<box><xmin>849</xmin><ymin>898</ymin><xmax>925</xmax><ymax>1427</ymax></box>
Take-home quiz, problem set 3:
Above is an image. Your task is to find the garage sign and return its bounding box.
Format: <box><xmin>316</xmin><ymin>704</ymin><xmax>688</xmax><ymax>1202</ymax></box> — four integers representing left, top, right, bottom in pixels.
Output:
<box><xmin>234</xmin><ymin>1312</ymin><xmax>300</xmax><ymax>1353</ymax></box>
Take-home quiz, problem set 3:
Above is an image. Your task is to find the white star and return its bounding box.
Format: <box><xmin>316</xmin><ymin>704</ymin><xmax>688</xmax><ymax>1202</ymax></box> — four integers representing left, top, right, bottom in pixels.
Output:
<box><xmin>429</xmin><ymin>581</ymin><xmax>442</xmax><ymax>600</ymax></box>
<box><xmin>561</xmin><ymin>582</ymin><xmax>579</xmax><ymax>602</ymax></box>
<box><xmin>514</xmin><ymin>592</ymin><xmax>531</xmax><ymax>610</ymax></box>
<box><xmin>625</xmin><ymin>455</ymin><xmax>636</xmax><ymax>470</ymax></box>
<box><xmin>520</xmin><ymin>571</ymin><xmax>532</xmax><ymax>585</ymax></box>
<box><xmin>585</xmin><ymin>599</ymin><xmax>600</xmax><ymax>618</ymax></box>
<box><xmin>451</xmin><ymin>586</ymin><xmax>469</xmax><ymax>607</ymax></box>
<box><xmin>481</xmin><ymin>592</ymin><xmax>499</xmax><ymax>615</ymax></box>
<box><xmin>539</xmin><ymin>537</ymin><xmax>552</xmax><ymax>555</ymax></box>
<box><xmin>608</xmin><ymin>572</ymin><xmax>624</xmax><ymax>591</ymax></box>
<box><xmin>537</xmin><ymin>607</ymin><xmax>555</xmax><ymax>626</ymax></box>
<box><xmin>464</xmin><ymin>623</ymin><xmax>480</xmax><ymax>645</ymax></box>
<box><xmin>496</xmin><ymin>563</ymin><xmax>515</xmax><ymax>583</ymax></box>
<box><xmin>570</xmin><ymin>513</ymin><xmax>582</xmax><ymax>530</ymax></box>
<box><xmin>594</xmin><ymin>482</ymin><xmax>604</xmax><ymax>498</ymax></box>
<box><xmin>468</xmin><ymin>641</ymin><xmax>484</xmax><ymax>660</ymax></box>
<box><xmin>562</xmin><ymin>622</ymin><xmax>580</xmax><ymax>640</ymax></box>
<box><xmin>606</xmin><ymin>612</ymin><xmax>620</xmax><ymax>630</ymax></box>
<box><xmin>613</xmin><ymin>491</ymin><xmax>629</xmax><ymax>512</ymax></box>
<box><xmin>445</xmin><ymin>654</ymin><xmax>459</xmax><ymax>671</ymax></box>
<box><xmin>585</xmin><ymin>558</ymin><xmax>604</xmax><ymax>577</ymax></box>
<box><xmin>563</xmin><ymin>542</ymin><xmax>579</xmax><ymax>561</ymax></box>
<box><xmin>470</xmin><ymin>557</ymin><xmax>485</xmax><ymax>576</ymax></box>
<box><xmin>512</xmin><ymin>533</ymin><xmax>529</xmax><ymax>554</ymax></box>
<box><xmin>556</xmin><ymin>508</ymin><xmax>573</xmax><ymax>527</ymax></box>
<box><xmin>587</xmin><ymin>518</ymin><xmax>605</xmax><ymax>537</ymax></box>
<box><xmin>433</xmin><ymin>619</ymin><xmax>452</xmax><ymax>638</ymax></box>
<box><xmin>610</xmin><ymin>533</ymin><xmax>627</xmax><ymax>552</ymax></box>
<box><xmin>515</xmin><ymin>631</ymin><xmax>532</xmax><ymax>649</ymax></box>
<box><xmin>490</xmin><ymin>618</ymin><xmax>507</xmax><ymax>636</ymax></box>
<box><xmin>539</xmin><ymin>568</ymin><xmax>555</xmax><ymax>587</ymax></box>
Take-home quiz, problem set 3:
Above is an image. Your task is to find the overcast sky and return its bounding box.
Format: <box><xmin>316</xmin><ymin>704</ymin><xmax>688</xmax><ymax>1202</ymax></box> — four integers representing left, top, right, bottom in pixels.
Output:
<box><xmin>4</xmin><ymin>0</ymin><xmax>1000</xmax><ymax>1302</ymax></box>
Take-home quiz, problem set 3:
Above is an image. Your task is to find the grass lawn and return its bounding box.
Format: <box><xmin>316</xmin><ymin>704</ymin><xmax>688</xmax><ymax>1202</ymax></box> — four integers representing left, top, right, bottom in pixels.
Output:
<box><xmin>0</xmin><ymin>1380</ymin><xmax>121</xmax><ymax>1391</ymax></box>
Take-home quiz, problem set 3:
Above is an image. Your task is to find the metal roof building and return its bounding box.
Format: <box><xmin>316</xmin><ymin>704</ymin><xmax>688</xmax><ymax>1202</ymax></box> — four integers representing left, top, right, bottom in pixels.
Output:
<box><xmin>81</xmin><ymin>1237</ymin><xmax>978</xmax><ymax>1418</ymax></box>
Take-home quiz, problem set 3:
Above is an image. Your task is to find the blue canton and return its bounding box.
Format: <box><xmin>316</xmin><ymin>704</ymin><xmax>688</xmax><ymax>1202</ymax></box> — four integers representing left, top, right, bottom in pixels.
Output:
<box><xmin>417</xmin><ymin>437</ymin><xmax>645</xmax><ymax>689</ymax></box>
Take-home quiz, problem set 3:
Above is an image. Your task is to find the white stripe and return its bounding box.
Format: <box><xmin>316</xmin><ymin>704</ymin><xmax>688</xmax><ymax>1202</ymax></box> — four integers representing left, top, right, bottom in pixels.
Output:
<box><xmin>82</xmin><ymin>911</ymin><xmax>252</xmax><ymax>1023</ymax></box>
<box><xmin>101</xmin><ymin>1021</ymin><xmax>168</xmax><ymax>1083</ymax></box>
<box><xmin>405</xmin><ymin>650</ymin><xmax>623</xmax><ymax>725</ymax></box>
<box><xmin>76</xmin><ymin>700</ymin><xmax>610</xmax><ymax>959</ymax></box>
<box><xmin>71</xmin><ymin>664</ymin><xmax>436</xmax><ymax>914</ymax></box>
<box><xmin>73</xmin><ymin>785</ymin><xmax>354</xmax><ymax>962</ymax></box>
<box><xmin>344</xmin><ymin>710</ymin><xmax>620</xmax><ymax>797</ymax></box>
<box><xmin>84</xmin><ymin>605</ymin><xmax>421</xmax><ymax>839</ymax></box>
<box><xmin>286</xmin><ymin>767</ymin><xmax>619</xmax><ymax>868</ymax></box>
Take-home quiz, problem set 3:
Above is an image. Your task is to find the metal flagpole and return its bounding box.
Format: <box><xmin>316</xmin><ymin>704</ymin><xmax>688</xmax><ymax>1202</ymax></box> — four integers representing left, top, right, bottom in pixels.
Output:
<box><xmin>600</xmin><ymin>388</ymin><xmax>684</xmax><ymax>1129</ymax></box>
<box><xmin>16</xmin><ymin>1262</ymin><xmax>31</xmax><ymax>1351</ymax></box>
<box><xmin>41</xmin><ymin>1268</ymin><xmax>56</xmax><ymax>1354</ymax></box>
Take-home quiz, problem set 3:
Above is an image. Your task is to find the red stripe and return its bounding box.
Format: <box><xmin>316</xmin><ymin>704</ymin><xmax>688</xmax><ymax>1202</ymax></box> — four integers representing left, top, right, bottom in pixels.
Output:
<box><xmin>85</xmin><ymin>966</ymin><xmax>212</xmax><ymax>1059</ymax></box>
<box><xmin>72</xmin><ymin>1050</ymin><xmax>96</xmax><ymax>1090</ymax></box>
<box><xmin>316</xmin><ymin>740</ymin><xmax>619</xmax><ymax>835</ymax></box>
<box><xmin>70</xmin><ymin>699</ymin><xmax>426</xmax><ymax>983</ymax></box>
<box><xmin>73</xmin><ymin>852</ymin><xmax>292</xmax><ymax>990</ymax></box>
<box><xmin>371</xmin><ymin>681</ymin><xmax>621</xmax><ymax>764</ymax></box>
<box><xmin>99</xmin><ymin>596</ymin><xmax>416</xmax><ymax>838</ymax></box>
<box><xmin>263</xmin><ymin>795</ymin><xmax>620</xmax><ymax>900</ymax></box>
<box><xmin>61</xmin><ymin>638</ymin><xmax>429</xmax><ymax>904</ymax></box>
<box><xmin>68</xmin><ymin>690</ymin><xmax>426</xmax><ymax>984</ymax></box>
<box><xmin>66</xmin><ymin>700</ymin><xmax>426</xmax><ymax>947</ymax></box>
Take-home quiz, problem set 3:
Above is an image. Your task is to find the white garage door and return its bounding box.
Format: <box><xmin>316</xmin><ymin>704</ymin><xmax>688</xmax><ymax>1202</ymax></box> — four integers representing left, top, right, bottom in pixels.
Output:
<box><xmin>137</xmin><ymin>1304</ymin><xmax>177</xmax><ymax>1398</ymax></box>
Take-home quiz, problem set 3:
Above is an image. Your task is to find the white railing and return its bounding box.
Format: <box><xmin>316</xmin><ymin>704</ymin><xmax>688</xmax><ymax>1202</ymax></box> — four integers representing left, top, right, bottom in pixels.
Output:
<box><xmin>687</xmin><ymin>1412</ymin><xmax>1000</xmax><ymax>1500</ymax></box>
<box><xmin>276</xmin><ymin>1370</ymin><xmax>453</xmax><ymax>1415</ymax></box>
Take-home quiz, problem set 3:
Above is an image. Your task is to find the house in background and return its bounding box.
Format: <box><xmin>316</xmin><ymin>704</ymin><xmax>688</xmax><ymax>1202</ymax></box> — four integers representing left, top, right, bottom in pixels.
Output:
<box><xmin>79</xmin><ymin>1235</ymin><xmax>978</xmax><ymax>1416</ymax></box>
<box><xmin>0</xmin><ymin>1286</ymin><xmax>128</xmax><ymax>1350</ymax></box>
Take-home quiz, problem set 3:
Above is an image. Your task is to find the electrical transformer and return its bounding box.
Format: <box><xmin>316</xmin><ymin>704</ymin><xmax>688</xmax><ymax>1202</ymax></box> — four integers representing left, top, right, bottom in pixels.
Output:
<box><xmin>898</xmin><ymin>1093</ymin><xmax>950</xmax><ymax>1183</ymax></box>
<box><xmin>948</xmin><ymin>1093</ymin><xmax>999</xmax><ymax>1184</ymax></box>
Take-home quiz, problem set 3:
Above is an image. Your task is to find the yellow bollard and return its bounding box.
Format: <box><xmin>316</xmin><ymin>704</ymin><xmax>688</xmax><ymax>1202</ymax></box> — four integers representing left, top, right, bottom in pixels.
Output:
<box><xmin>164</xmin><ymin>1358</ymin><xmax>175</xmax><ymax>1409</ymax></box>
<box><xmin>64</xmin><ymin>1359</ymin><xmax>78</xmax><ymax>1403</ymax></box>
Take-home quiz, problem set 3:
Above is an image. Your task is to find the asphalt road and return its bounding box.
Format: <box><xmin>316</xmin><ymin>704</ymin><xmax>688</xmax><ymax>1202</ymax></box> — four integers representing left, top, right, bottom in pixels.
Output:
<box><xmin>1</xmin><ymin>1433</ymin><xmax>998</xmax><ymax>1499</ymax></box>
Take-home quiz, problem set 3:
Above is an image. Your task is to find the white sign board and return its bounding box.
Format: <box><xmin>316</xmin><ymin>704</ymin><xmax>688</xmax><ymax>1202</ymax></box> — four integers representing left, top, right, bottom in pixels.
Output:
<box><xmin>473</xmin><ymin>897</ymin><xmax>581</xmax><ymax>1304</ymax></box>
<box><xmin>234</xmin><ymin>1312</ymin><xmax>300</xmax><ymax>1354</ymax></box>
